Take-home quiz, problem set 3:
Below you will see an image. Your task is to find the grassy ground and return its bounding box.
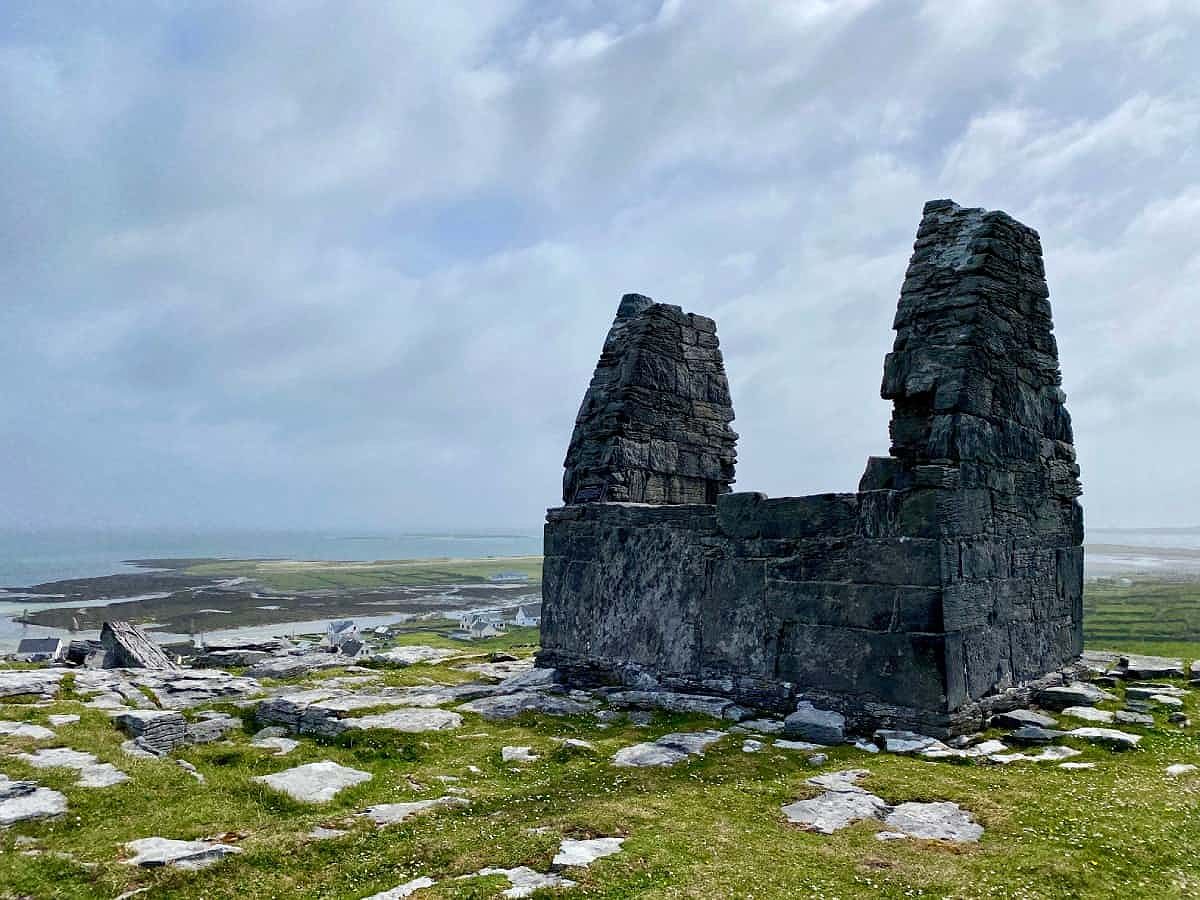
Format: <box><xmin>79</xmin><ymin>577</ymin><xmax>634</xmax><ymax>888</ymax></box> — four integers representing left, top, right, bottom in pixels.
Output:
<box><xmin>2</xmin><ymin>631</ymin><xmax>1200</xmax><ymax>899</ymax></box>
<box><xmin>1084</xmin><ymin>577</ymin><xmax>1200</xmax><ymax>657</ymax></box>
<box><xmin>180</xmin><ymin>558</ymin><xmax>544</xmax><ymax>592</ymax></box>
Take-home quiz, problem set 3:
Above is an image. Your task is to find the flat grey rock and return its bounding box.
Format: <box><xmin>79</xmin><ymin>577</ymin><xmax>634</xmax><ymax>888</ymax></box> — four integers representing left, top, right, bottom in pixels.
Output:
<box><xmin>341</xmin><ymin>708</ymin><xmax>463</xmax><ymax>734</ymax></box>
<box><xmin>0</xmin><ymin>775</ymin><xmax>67</xmax><ymax>826</ymax></box>
<box><xmin>782</xmin><ymin>790</ymin><xmax>888</xmax><ymax>834</ymax></box>
<box><xmin>501</xmin><ymin>746</ymin><xmax>538</xmax><ymax>763</ymax></box>
<box><xmin>48</xmin><ymin>715</ymin><xmax>80</xmax><ymax>727</ymax></box>
<box><xmin>1037</xmin><ymin>682</ymin><xmax>1115</xmax><ymax>710</ymax></box>
<box><xmin>1058</xmin><ymin>762</ymin><xmax>1096</xmax><ymax>770</ymax></box>
<box><xmin>0</xmin><ymin>669</ymin><xmax>63</xmax><ymax>698</ymax></box>
<box><xmin>921</xmin><ymin>739</ymin><xmax>1008</xmax><ymax>761</ymax></box>
<box><xmin>18</xmin><ymin>747</ymin><xmax>97</xmax><ymax>769</ymax></box>
<box><xmin>612</xmin><ymin>742</ymin><xmax>687</xmax><ymax>767</ymax></box>
<box><xmin>1115</xmin><ymin>654</ymin><xmax>1185</xmax><ymax>679</ymax></box>
<box><xmin>553</xmin><ymin>837</ymin><xmax>625</xmax><ymax>867</ymax></box>
<box><xmin>77</xmin><ymin>763</ymin><xmax>131</xmax><ymax>788</ymax></box>
<box><xmin>307</xmin><ymin>826</ymin><xmax>349</xmax><ymax>841</ymax></box>
<box><xmin>1068</xmin><ymin>727</ymin><xmax>1142</xmax><ymax>750</ymax></box>
<box><xmin>123</xmin><ymin>836</ymin><xmax>242</xmax><ymax>870</ymax></box>
<box><xmin>245</xmin><ymin>654</ymin><xmax>345</xmax><ymax>680</ymax></box>
<box><xmin>783</xmin><ymin>702</ymin><xmax>844</xmax><ymax>744</ymax></box>
<box><xmin>358</xmin><ymin>795</ymin><xmax>469</xmax><ymax>826</ymax></box>
<box><xmin>369</xmin><ymin>646</ymin><xmax>461</xmax><ymax>667</ymax></box>
<box><xmin>254</xmin><ymin>760</ymin><xmax>372</xmax><ymax>803</ymax></box>
<box><xmin>120</xmin><ymin>739</ymin><xmax>160</xmax><ymax>759</ymax></box>
<box><xmin>742</xmin><ymin>739</ymin><xmax>764</xmax><ymax>753</ymax></box>
<box><xmin>775</xmin><ymin>739</ymin><xmax>823</xmax><ymax>752</ymax></box>
<box><xmin>990</xmin><ymin>709</ymin><xmax>1057</xmax><ymax>729</ymax></box>
<box><xmin>251</xmin><ymin>736</ymin><xmax>300</xmax><ymax>755</ymax></box>
<box><xmin>471</xmin><ymin>866</ymin><xmax>577</xmax><ymax>898</ymax></box>
<box><xmin>0</xmin><ymin>720</ymin><xmax>56</xmax><ymax>741</ymax></box>
<box><xmin>989</xmin><ymin>746</ymin><xmax>1081</xmax><ymax>764</ymax></box>
<box><xmin>1060</xmin><ymin>706</ymin><xmax>1114</xmax><ymax>723</ymax></box>
<box><xmin>1008</xmin><ymin>725</ymin><xmax>1067</xmax><ymax>745</ymax></box>
<box><xmin>495</xmin><ymin>667</ymin><xmax>559</xmax><ymax>691</ymax></box>
<box><xmin>456</xmin><ymin>691</ymin><xmax>595</xmax><ymax>721</ymax></box>
<box><xmin>805</xmin><ymin>769</ymin><xmax>871</xmax><ymax>793</ymax></box>
<box><xmin>883</xmin><ymin>802</ymin><xmax>983</xmax><ymax>842</ymax></box>
<box><xmin>1126</xmin><ymin>684</ymin><xmax>1189</xmax><ymax>699</ymax></box>
<box><xmin>732</xmin><ymin>718</ymin><xmax>785</xmax><ymax>735</ymax></box>
<box><xmin>1167</xmin><ymin>764</ymin><xmax>1198</xmax><ymax>777</ymax></box>
<box><xmin>656</xmin><ymin>730</ymin><xmax>726</xmax><ymax>755</ymax></box>
<box><xmin>1115</xmin><ymin>710</ymin><xmax>1154</xmax><ymax>726</ymax></box>
<box><xmin>608</xmin><ymin>690</ymin><xmax>733</xmax><ymax>719</ymax></box>
<box><xmin>362</xmin><ymin>877</ymin><xmax>438</xmax><ymax>899</ymax></box>
<box><xmin>874</xmin><ymin>729</ymin><xmax>947</xmax><ymax>754</ymax></box>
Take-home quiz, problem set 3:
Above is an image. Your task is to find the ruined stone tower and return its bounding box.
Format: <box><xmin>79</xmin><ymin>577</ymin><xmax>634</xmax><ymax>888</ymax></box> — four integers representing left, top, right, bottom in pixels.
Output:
<box><xmin>562</xmin><ymin>294</ymin><xmax>737</xmax><ymax>505</ymax></box>
<box><xmin>539</xmin><ymin>200</ymin><xmax>1083</xmax><ymax>736</ymax></box>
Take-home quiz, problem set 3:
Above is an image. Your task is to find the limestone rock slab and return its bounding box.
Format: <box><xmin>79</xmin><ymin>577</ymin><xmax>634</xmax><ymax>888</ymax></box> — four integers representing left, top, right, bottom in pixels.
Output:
<box><xmin>254</xmin><ymin>760</ymin><xmax>372</xmax><ymax>803</ymax></box>
<box><xmin>123</xmin><ymin>836</ymin><xmax>242</xmax><ymax>869</ymax></box>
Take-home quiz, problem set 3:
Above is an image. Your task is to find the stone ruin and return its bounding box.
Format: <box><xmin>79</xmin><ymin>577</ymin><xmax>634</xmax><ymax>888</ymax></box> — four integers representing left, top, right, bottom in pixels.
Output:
<box><xmin>538</xmin><ymin>199</ymin><xmax>1084</xmax><ymax>736</ymax></box>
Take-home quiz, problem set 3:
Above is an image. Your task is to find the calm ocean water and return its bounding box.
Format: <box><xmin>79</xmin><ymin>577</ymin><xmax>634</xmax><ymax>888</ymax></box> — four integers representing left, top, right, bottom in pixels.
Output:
<box><xmin>0</xmin><ymin>529</ymin><xmax>544</xmax><ymax>588</ymax></box>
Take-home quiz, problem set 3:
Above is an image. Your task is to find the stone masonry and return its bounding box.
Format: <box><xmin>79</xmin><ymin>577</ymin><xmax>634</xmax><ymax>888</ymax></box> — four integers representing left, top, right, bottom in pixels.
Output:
<box><xmin>538</xmin><ymin>200</ymin><xmax>1084</xmax><ymax>736</ymax></box>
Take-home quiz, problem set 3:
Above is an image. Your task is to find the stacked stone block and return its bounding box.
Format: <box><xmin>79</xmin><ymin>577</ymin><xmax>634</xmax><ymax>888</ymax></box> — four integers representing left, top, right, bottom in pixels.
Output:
<box><xmin>539</xmin><ymin>200</ymin><xmax>1083</xmax><ymax>736</ymax></box>
<box><xmin>562</xmin><ymin>294</ymin><xmax>737</xmax><ymax>505</ymax></box>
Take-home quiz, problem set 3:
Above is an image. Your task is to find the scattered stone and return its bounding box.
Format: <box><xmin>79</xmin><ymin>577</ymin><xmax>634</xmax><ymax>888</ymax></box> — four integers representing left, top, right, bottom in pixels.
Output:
<box><xmin>1036</xmin><ymin>682</ymin><xmax>1115</xmax><ymax>710</ymax></box>
<box><xmin>1060</xmin><ymin>706</ymin><xmax>1114</xmax><ymax>724</ymax></box>
<box><xmin>123</xmin><ymin>836</ymin><xmax>242</xmax><ymax>870</ymax></box>
<box><xmin>1115</xmin><ymin>710</ymin><xmax>1154</xmax><ymax>726</ymax></box>
<box><xmin>254</xmin><ymin>760</ymin><xmax>372</xmax><ymax>803</ymax></box>
<box><xmin>1126</xmin><ymin>683</ymin><xmax>1189</xmax><ymax>698</ymax></box>
<box><xmin>553</xmin><ymin>837</ymin><xmax>625</xmax><ymax>867</ymax></box>
<box><xmin>253</xmin><ymin>725</ymin><xmax>290</xmax><ymax>740</ymax></box>
<box><xmin>176</xmin><ymin>760</ymin><xmax>205</xmax><ymax>784</ymax></box>
<box><xmin>921</xmin><ymin>739</ymin><xmax>1008</xmax><ymax>761</ymax></box>
<box><xmin>1058</xmin><ymin>762</ymin><xmax>1096</xmax><ymax>770</ymax></box>
<box><xmin>245</xmin><ymin>654</ymin><xmax>346</xmax><ymax>680</ymax></box>
<box><xmin>883</xmin><ymin>802</ymin><xmax>983</xmax><ymax>842</ymax></box>
<box><xmin>1067</xmin><ymin>727</ymin><xmax>1142</xmax><ymax>750</ymax></box>
<box><xmin>101</xmin><ymin>621</ymin><xmax>178</xmax><ymax>670</ymax></box>
<box><xmin>502</xmin><ymin>746</ymin><xmax>539</xmax><ymax>763</ymax></box>
<box><xmin>988</xmin><ymin>746</ymin><xmax>1081</xmax><ymax>764</ymax></box>
<box><xmin>185</xmin><ymin>714</ymin><xmax>241</xmax><ymax>745</ymax></box>
<box><xmin>17</xmin><ymin>747</ymin><xmax>132</xmax><ymax>788</ymax></box>
<box><xmin>1167</xmin><ymin>764</ymin><xmax>1198</xmax><ymax>777</ymax></box>
<box><xmin>807</xmin><ymin>754</ymin><xmax>828</xmax><ymax>767</ymax></box>
<box><xmin>1149</xmin><ymin>694</ymin><xmax>1185</xmax><ymax>709</ymax></box>
<box><xmin>1169</xmin><ymin>713</ymin><xmax>1191</xmax><ymax>726</ymax></box>
<box><xmin>470</xmin><ymin>866</ymin><xmax>577</xmax><ymax>898</ymax></box>
<box><xmin>252</xmin><ymin>736</ymin><xmax>300</xmax><ymax>755</ymax></box>
<box><xmin>0</xmin><ymin>721</ymin><xmax>55</xmax><ymax>741</ymax></box>
<box><xmin>853</xmin><ymin>738</ymin><xmax>881</xmax><ymax>754</ymax></box>
<box><xmin>732</xmin><ymin>718</ymin><xmax>785</xmax><ymax>736</ymax></box>
<box><xmin>120</xmin><ymin>740</ymin><xmax>160</xmax><ymax>760</ymax></box>
<box><xmin>456</xmin><ymin>692</ymin><xmax>596</xmax><ymax>721</ymax></box>
<box><xmin>496</xmin><ymin>667</ymin><xmax>561</xmax><ymax>692</ymax></box>
<box><xmin>369</xmin><ymin>646</ymin><xmax>461</xmax><ymax>667</ymax></box>
<box><xmin>555</xmin><ymin>738</ymin><xmax>596</xmax><ymax>753</ymax></box>
<box><xmin>114</xmin><ymin>710</ymin><xmax>188</xmax><ymax>755</ymax></box>
<box><xmin>0</xmin><ymin>774</ymin><xmax>67</xmax><ymax>826</ymax></box>
<box><xmin>874</xmin><ymin>730</ymin><xmax>947</xmax><ymax>754</ymax></box>
<box><xmin>742</xmin><ymin>739</ymin><xmax>764</xmax><ymax>753</ymax></box>
<box><xmin>608</xmin><ymin>690</ymin><xmax>737</xmax><ymax>719</ymax></box>
<box><xmin>1007</xmin><ymin>726</ymin><xmax>1067</xmax><ymax>745</ymax></box>
<box><xmin>990</xmin><ymin>709</ymin><xmax>1057</xmax><ymax>729</ymax></box>
<box><xmin>782</xmin><ymin>790</ymin><xmax>889</xmax><ymax>834</ymax></box>
<box><xmin>806</xmin><ymin>770</ymin><xmax>871</xmax><ymax>792</ymax></box>
<box><xmin>362</xmin><ymin>877</ymin><xmax>438</xmax><ymax>899</ymax></box>
<box><xmin>48</xmin><ymin>714</ymin><xmax>80</xmax><ymax>727</ymax></box>
<box><xmin>783</xmin><ymin>702</ymin><xmax>845</xmax><ymax>745</ymax></box>
<box><xmin>774</xmin><ymin>739</ymin><xmax>823</xmax><ymax>752</ymax></box>
<box><xmin>358</xmin><ymin>796</ymin><xmax>470</xmax><ymax>826</ymax></box>
<box><xmin>341</xmin><ymin>709</ymin><xmax>463</xmax><ymax>734</ymax></box>
<box><xmin>612</xmin><ymin>730</ymin><xmax>725</xmax><ymax>767</ymax></box>
<box><xmin>0</xmin><ymin>669</ymin><xmax>63</xmax><ymax>698</ymax></box>
<box><xmin>1113</xmin><ymin>654</ymin><xmax>1185</xmax><ymax>679</ymax></box>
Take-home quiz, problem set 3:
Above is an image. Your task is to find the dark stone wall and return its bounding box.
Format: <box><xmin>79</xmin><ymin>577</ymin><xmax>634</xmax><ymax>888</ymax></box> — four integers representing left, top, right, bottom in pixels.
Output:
<box><xmin>539</xmin><ymin>200</ymin><xmax>1083</xmax><ymax>735</ymax></box>
<box><xmin>562</xmin><ymin>294</ymin><xmax>737</xmax><ymax>505</ymax></box>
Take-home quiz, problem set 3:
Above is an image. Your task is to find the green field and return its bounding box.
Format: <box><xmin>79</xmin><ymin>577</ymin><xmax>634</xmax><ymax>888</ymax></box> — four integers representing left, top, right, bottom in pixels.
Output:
<box><xmin>1084</xmin><ymin>577</ymin><xmax>1200</xmax><ymax>658</ymax></box>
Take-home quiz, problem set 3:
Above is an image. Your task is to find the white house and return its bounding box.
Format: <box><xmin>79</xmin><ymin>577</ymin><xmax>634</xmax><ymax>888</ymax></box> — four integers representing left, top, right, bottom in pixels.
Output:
<box><xmin>465</xmin><ymin>615</ymin><xmax>506</xmax><ymax>639</ymax></box>
<box><xmin>514</xmin><ymin>604</ymin><xmax>541</xmax><ymax>627</ymax></box>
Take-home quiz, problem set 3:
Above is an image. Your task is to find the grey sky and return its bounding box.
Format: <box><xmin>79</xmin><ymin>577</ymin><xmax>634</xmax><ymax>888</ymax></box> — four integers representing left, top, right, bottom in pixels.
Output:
<box><xmin>2</xmin><ymin>1</ymin><xmax>1198</xmax><ymax>532</ymax></box>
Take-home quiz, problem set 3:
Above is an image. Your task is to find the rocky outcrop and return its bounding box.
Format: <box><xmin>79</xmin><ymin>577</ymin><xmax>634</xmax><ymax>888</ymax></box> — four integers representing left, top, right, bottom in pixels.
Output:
<box><xmin>540</xmin><ymin>199</ymin><xmax>1084</xmax><ymax>736</ymax></box>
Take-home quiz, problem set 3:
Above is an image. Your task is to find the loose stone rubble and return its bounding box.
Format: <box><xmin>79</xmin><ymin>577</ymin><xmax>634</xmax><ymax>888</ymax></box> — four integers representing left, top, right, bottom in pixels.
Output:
<box><xmin>114</xmin><ymin>710</ymin><xmax>188</xmax><ymax>755</ymax></box>
<box><xmin>0</xmin><ymin>773</ymin><xmax>68</xmax><ymax>826</ymax></box>
<box><xmin>552</xmin><ymin>837</ymin><xmax>626</xmax><ymax>867</ymax></box>
<box><xmin>612</xmin><ymin>730</ymin><xmax>726</xmax><ymax>768</ymax></box>
<box><xmin>0</xmin><ymin>720</ymin><xmax>56</xmax><ymax>740</ymax></box>
<box><xmin>17</xmin><ymin>747</ymin><xmax>131</xmax><ymax>788</ymax></box>
<box><xmin>100</xmin><ymin>621</ymin><xmax>179</xmax><ymax>669</ymax></box>
<box><xmin>358</xmin><ymin>796</ymin><xmax>470</xmax><ymax>827</ymax></box>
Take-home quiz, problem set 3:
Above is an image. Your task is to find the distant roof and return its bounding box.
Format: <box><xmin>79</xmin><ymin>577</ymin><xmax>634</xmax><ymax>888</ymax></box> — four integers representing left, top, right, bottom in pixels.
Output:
<box><xmin>517</xmin><ymin>604</ymin><xmax>542</xmax><ymax>617</ymax></box>
<box><xmin>17</xmin><ymin>638</ymin><xmax>62</xmax><ymax>653</ymax></box>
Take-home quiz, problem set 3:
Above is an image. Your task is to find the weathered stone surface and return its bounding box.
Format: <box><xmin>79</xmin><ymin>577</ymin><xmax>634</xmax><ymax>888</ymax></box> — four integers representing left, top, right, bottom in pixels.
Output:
<box><xmin>456</xmin><ymin>691</ymin><xmax>596</xmax><ymax>721</ymax></box>
<box><xmin>251</xmin><ymin>736</ymin><xmax>299</xmax><ymax>755</ymax></box>
<box><xmin>0</xmin><ymin>774</ymin><xmax>67</xmax><ymax>826</ymax></box>
<box><xmin>883</xmin><ymin>802</ymin><xmax>983</xmax><ymax>842</ymax></box>
<box><xmin>783</xmin><ymin>703</ymin><xmax>845</xmax><ymax>744</ymax></box>
<box><xmin>0</xmin><ymin>720</ymin><xmax>55</xmax><ymax>741</ymax></box>
<box><xmin>17</xmin><ymin>747</ymin><xmax>131</xmax><ymax>788</ymax></box>
<box><xmin>1168</xmin><ymin>764</ymin><xmax>1198</xmax><ymax>777</ymax></box>
<box><xmin>989</xmin><ymin>746</ymin><xmax>1081</xmax><ymax>764</ymax></box>
<box><xmin>1037</xmin><ymin>683</ymin><xmax>1114</xmax><ymax>710</ymax></box>
<box><xmin>185</xmin><ymin>714</ymin><xmax>241</xmax><ymax>744</ymax></box>
<box><xmin>0</xmin><ymin>669</ymin><xmax>63</xmax><ymax>698</ymax></box>
<box><xmin>369</xmin><ymin>646</ymin><xmax>461</xmax><ymax>667</ymax></box>
<box><xmin>1060</xmin><ymin>706</ymin><xmax>1114</xmax><ymax>724</ymax></box>
<box><xmin>553</xmin><ymin>837</ymin><xmax>625</xmax><ymax>867</ymax></box>
<box><xmin>123</xmin><ymin>836</ymin><xmax>242</xmax><ymax>869</ymax></box>
<box><xmin>501</xmin><ymin>746</ymin><xmax>539</xmax><ymax>763</ymax></box>
<box><xmin>806</xmin><ymin>770</ymin><xmax>871</xmax><ymax>793</ymax></box>
<box><xmin>341</xmin><ymin>709</ymin><xmax>463</xmax><ymax>734</ymax></box>
<box><xmin>1067</xmin><ymin>727</ymin><xmax>1141</xmax><ymax>750</ymax></box>
<box><xmin>101</xmin><ymin>621</ymin><xmax>178</xmax><ymax>670</ymax></box>
<box><xmin>612</xmin><ymin>730</ymin><xmax>725</xmax><ymax>767</ymax></box>
<box><xmin>1007</xmin><ymin>725</ymin><xmax>1067</xmax><ymax>745</ymax></box>
<box><xmin>245</xmin><ymin>653</ymin><xmax>345</xmax><ymax>680</ymax></box>
<box><xmin>991</xmin><ymin>709</ymin><xmax>1057</xmax><ymax>729</ymax></box>
<box><xmin>113</xmin><ymin>710</ymin><xmax>188</xmax><ymax>755</ymax></box>
<box><xmin>48</xmin><ymin>714</ymin><xmax>80</xmax><ymax>727</ymax></box>
<box><xmin>608</xmin><ymin>690</ymin><xmax>736</xmax><ymax>719</ymax></box>
<box><xmin>471</xmin><ymin>866</ymin><xmax>577</xmax><ymax>898</ymax></box>
<box><xmin>358</xmin><ymin>796</ymin><xmax>469</xmax><ymax>826</ymax></box>
<box><xmin>875</xmin><ymin>730</ymin><xmax>947</xmax><ymax>755</ymax></box>
<box><xmin>254</xmin><ymin>761</ymin><xmax>371</xmax><ymax>803</ymax></box>
<box><xmin>539</xmin><ymin>200</ymin><xmax>1083</xmax><ymax>737</ymax></box>
<box><xmin>1115</xmin><ymin>710</ymin><xmax>1154</xmax><ymax>726</ymax></box>
<box><xmin>1112</xmin><ymin>655</ymin><xmax>1185</xmax><ymax>679</ymax></box>
<box><xmin>782</xmin><ymin>791</ymin><xmax>889</xmax><ymax>834</ymax></box>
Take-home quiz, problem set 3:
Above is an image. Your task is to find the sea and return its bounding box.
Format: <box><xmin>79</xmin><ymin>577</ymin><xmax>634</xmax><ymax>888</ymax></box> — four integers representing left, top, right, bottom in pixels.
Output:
<box><xmin>0</xmin><ymin>529</ymin><xmax>543</xmax><ymax>653</ymax></box>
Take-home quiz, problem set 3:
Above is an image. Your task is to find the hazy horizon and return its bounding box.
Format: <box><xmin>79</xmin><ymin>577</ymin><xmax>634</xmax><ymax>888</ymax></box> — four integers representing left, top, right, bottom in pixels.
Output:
<box><xmin>3</xmin><ymin>2</ymin><xmax>1199</xmax><ymax>532</ymax></box>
